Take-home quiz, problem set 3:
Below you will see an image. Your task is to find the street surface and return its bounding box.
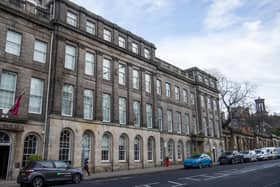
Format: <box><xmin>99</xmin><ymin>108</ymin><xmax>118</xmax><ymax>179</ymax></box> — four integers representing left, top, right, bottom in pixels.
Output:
<box><xmin>6</xmin><ymin>159</ymin><xmax>280</xmax><ymax>187</ymax></box>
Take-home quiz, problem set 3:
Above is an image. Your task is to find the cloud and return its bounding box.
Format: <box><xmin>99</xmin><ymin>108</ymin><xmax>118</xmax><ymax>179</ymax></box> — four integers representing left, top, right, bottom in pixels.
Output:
<box><xmin>157</xmin><ymin>14</ymin><xmax>280</xmax><ymax>113</ymax></box>
<box><xmin>204</xmin><ymin>0</ymin><xmax>244</xmax><ymax>30</ymax></box>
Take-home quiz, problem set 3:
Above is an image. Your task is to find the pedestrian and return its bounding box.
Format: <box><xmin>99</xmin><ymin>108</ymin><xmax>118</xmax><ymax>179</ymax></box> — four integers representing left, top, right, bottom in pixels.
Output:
<box><xmin>84</xmin><ymin>158</ymin><xmax>90</xmax><ymax>176</ymax></box>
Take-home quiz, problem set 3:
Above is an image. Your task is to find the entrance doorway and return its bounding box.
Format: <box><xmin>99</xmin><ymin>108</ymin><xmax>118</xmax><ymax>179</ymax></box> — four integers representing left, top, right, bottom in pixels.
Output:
<box><xmin>0</xmin><ymin>132</ymin><xmax>10</xmax><ymax>179</ymax></box>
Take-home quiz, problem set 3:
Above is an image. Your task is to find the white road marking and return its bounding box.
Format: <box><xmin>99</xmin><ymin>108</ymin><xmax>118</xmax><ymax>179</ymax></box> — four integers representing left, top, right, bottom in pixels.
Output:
<box><xmin>134</xmin><ymin>182</ymin><xmax>160</xmax><ymax>187</ymax></box>
<box><xmin>168</xmin><ymin>180</ymin><xmax>187</xmax><ymax>187</ymax></box>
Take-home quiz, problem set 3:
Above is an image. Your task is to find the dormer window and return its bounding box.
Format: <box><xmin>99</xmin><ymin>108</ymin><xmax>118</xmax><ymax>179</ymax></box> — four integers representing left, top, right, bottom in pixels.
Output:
<box><xmin>66</xmin><ymin>11</ymin><xmax>77</xmax><ymax>27</ymax></box>
<box><xmin>144</xmin><ymin>48</ymin><xmax>151</xmax><ymax>59</ymax></box>
<box><xmin>132</xmin><ymin>42</ymin><xmax>138</xmax><ymax>54</ymax></box>
<box><xmin>103</xmin><ymin>29</ymin><xmax>112</xmax><ymax>42</ymax></box>
<box><xmin>118</xmin><ymin>36</ymin><xmax>126</xmax><ymax>48</ymax></box>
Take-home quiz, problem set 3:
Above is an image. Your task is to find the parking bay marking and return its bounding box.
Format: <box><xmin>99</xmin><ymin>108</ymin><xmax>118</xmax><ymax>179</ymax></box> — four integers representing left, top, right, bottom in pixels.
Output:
<box><xmin>135</xmin><ymin>182</ymin><xmax>160</xmax><ymax>187</ymax></box>
<box><xmin>168</xmin><ymin>180</ymin><xmax>188</xmax><ymax>187</ymax></box>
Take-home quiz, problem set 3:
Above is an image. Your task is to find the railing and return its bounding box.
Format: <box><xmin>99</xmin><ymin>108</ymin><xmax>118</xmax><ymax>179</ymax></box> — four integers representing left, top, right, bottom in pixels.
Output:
<box><xmin>1</xmin><ymin>0</ymin><xmax>50</xmax><ymax>20</ymax></box>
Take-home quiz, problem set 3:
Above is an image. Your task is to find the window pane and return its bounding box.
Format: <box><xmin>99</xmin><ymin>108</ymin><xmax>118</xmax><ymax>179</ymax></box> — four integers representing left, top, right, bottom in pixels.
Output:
<box><xmin>132</xmin><ymin>70</ymin><xmax>139</xmax><ymax>89</ymax></box>
<box><xmin>67</xmin><ymin>12</ymin><xmax>77</xmax><ymax>27</ymax></box>
<box><xmin>103</xmin><ymin>59</ymin><xmax>111</xmax><ymax>80</ymax></box>
<box><xmin>22</xmin><ymin>135</ymin><xmax>37</xmax><ymax>167</ymax></box>
<box><xmin>145</xmin><ymin>74</ymin><xmax>151</xmax><ymax>93</ymax></box>
<box><xmin>59</xmin><ymin>130</ymin><xmax>73</xmax><ymax>162</ymax></box>
<box><xmin>33</xmin><ymin>40</ymin><xmax>47</xmax><ymax>63</ymax></box>
<box><xmin>85</xmin><ymin>52</ymin><xmax>94</xmax><ymax>75</ymax></box>
<box><xmin>103</xmin><ymin>29</ymin><xmax>111</xmax><ymax>42</ymax></box>
<box><xmin>132</xmin><ymin>43</ymin><xmax>138</xmax><ymax>54</ymax></box>
<box><xmin>167</xmin><ymin>110</ymin><xmax>173</xmax><ymax>132</ymax></box>
<box><xmin>133</xmin><ymin>101</ymin><xmax>140</xmax><ymax>127</ymax></box>
<box><xmin>65</xmin><ymin>45</ymin><xmax>76</xmax><ymax>70</ymax></box>
<box><xmin>84</xmin><ymin>89</ymin><xmax>93</xmax><ymax>120</ymax></box>
<box><xmin>29</xmin><ymin>78</ymin><xmax>44</xmax><ymax>114</ymax></box>
<box><xmin>118</xmin><ymin>36</ymin><xmax>125</xmax><ymax>48</ymax></box>
<box><xmin>119</xmin><ymin>97</ymin><xmax>126</xmax><ymax>125</ymax></box>
<box><xmin>86</xmin><ymin>21</ymin><xmax>95</xmax><ymax>34</ymax></box>
<box><xmin>5</xmin><ymin>31</ymin><xmax>22</xmax><ymax>56</ymax></box>
<box><xmin>62</xmin><ymin>84</ymin><xmax>73</xmax><ymax>116</ymax></box>
<box><xmin>0</xmin><ymin>72</ymin><xmax>17</xmax><ymax>111</ymax></box>
<box><xmin>102</xmin><ymin>94</ymin><xmax>111</xmax><ymax>122</ymax></box>
<box><xmin>118</xmin><ymin>64</ymin><xmax>126</xmax><ymax>85</ymax></box>
<box><xmin>146</xmin><ymin>104</ymin><xmax>153</xmax><ymax>128</ymax></box>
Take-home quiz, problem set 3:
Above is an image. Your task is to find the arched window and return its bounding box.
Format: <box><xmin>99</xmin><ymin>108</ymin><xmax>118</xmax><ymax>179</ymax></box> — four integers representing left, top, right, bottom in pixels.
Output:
<box><xmin>168</xmin><ymin>140</ymin><xmax>174</xmax><ymax>161</ymax></box>
<box><xmin>119</xmin><ymin>135</ymin><xmax>126</xmax><ymax>161</ymax></box>
<box><xmin>177</xmin><ymin>141</ymin><xmax>183</xmax><ymax>160</ymax></box>
<box><xmin>81</xmin><ymin>132</ymin><xmax>91</xmax><ymax>166</ymax></box>
<box><xmin>101</xmin><ymin>134</ymin><xmax>110</xmax><ymax>161</ymax></box>
<box><xmin>22</xmin><ymin>135</ymin><xmax>37</xmax><ymax>167</ymax></box>
<box><xmin>134</xmin><ymin>136</ymin><xmax>141</xmax><ymax>161</ymax></box>
<box><xmin>160</xmin><ymin>139</ymin><xmax>164</xmax><ymax>161</ymax></box>
<box><xmin>59</xmin><ymin>129</ymin><xmax>73</xmax><ymax>163</ymax></box>
<box><xmin>0</xmin><ymin>132</ymin><xmax>10</xmax><ymax>144</ymax></box>
<box><xmin>147</xmin><ymin>137</ymin><xmax>154</xmax><ymax>161</ymax></box>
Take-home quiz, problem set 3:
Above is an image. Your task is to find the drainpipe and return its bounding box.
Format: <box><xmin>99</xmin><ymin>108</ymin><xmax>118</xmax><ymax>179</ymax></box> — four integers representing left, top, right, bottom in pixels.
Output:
<box><xmin>42</xmin><ymin>0</ymin><xmax>55</xmax><ymax>160</ymax></box>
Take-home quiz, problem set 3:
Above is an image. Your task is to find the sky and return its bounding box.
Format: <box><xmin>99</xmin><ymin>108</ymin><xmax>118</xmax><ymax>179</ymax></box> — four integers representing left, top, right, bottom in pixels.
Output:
<box><xmin>71</xmin><ymin>0</ymin><xmax>280</xmax><ymax>114</ymax></box>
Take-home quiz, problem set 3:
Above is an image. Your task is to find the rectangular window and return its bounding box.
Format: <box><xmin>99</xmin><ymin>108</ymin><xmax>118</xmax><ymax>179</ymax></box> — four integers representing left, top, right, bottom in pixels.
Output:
<box><xmin>167</xmin><ymin>110</ymin><xmax>173</xmax><ymax>132</ymax></box>
<box><xmin>0</xmin><ymin>72</ymin><xmax>17</xmax><ymax>112</ymax></box>
<box><xmin>144</xmin><ymin>48</ymin><xmax>151</xmax><ymax>59</ymax></box>
<box><xmin>202</xmin><ymin>117</ymin><xmax>207</xmax><ymax>136</ymax></box>
<box><xmin>65</xmin><ymin>45</ymin><xmax>76</xmax><ymax>70</ymax></box>
<box><xmin>185</xmin><ymin>114</ymin><xmax>190</xmax><ymax>135</ymax></box>
<box><xmin>66</xmin><ymin>11</ymin><xmax>77</xmax><ymax>27</ymax></box>
<box><xmin>190</xmin><ymin>93</ymin><xmax>195</xmax><ymax>105</ymax></box>
<box><xmin>158</xmin><ymin>107</ymin><xmax>163</xmax><ymax>131</ymax></box>
<box><xmin>62</xmin><ymin>84</ymin><xmax>73</xmax><ymax>116</ymax></box>
<box><xmin>86</xmin><ymin>21</ymin><xmax>95</xmax><ymax>35</ymax></box>
<box><xmin>119</xmin><ymin>97</ymin><xmax>126</xmax><ymax>125</ymax></box>
<box><xmin>145</xmin><ymin>74</ymin><xmax>151</xmax><ymax>93</ymax></box>
<box><xmin>146</xmin><ymin>104</ymin><xmax>153</xmax><ymax>128</ymax></box>
<box><xmin>192</xmin><ymin>116</ymin><xmax>197</xmax><ymax>135</ymax></box>
<box><xmin>33</xmin><ymin>40</ymin><xmax>47</xmax><ymax>63</ymax></box>
<box><xmin>118</xmin><ymin>64</ymin><xmax>126</xmax><ymax>85</ymax></box>
<box><xmin>132</xmin><ymin>70</ymin><xmax>139</xmax><ymax>89</ymax></box>
<box><xmin>175</xmin><ymin>86</ymin><xmax>180</xmax><ymax>100</ymax></box>
<box><xmin>213</xmin><ymin>100</ymin><xmax>217</xmax><ymax>112</ymax></box>
<box><xmin>166</xmin><ymin>83</ymin><xmax>171</xmax><ymax>97</ymax></box>
<box><xmin>183</xmin><ymin>89</ymin><xmax>188</xmax><ymax>103</ymax></box>
<box><xmin>118</xmin><ymin>36</ymin><xmax>126</xmax><ymax>48</ymax></box>
<box><xmin>200</xmin><ymin>95</ymin><xmax>205</xmax><ymax>108</ymax></box>
<box><xmin>102</xmin><ymin>94</ymin><xmax>111</xmax><ymax>122</ymax></box>
<box><xmin>132</xmin><ymin>42</ymin><xmax>138</xmax><ymax>54</ymax></box>
<box><xmin>84</xmin><ymin>89</ymin><xmax>93</xmax><ymax>120</ymax></box>
<box><xmin>133</xmin><ymin>101</ymin><xmax>140</xmax><ymax>127</ymax></box>
<box><xmin>103</xmin><ymin>58</ymin><xmax>111</xmax><ymax>80</ymax></box>
<box><xmin>29</xmin><ymin>78</ymin><xmax>44</xmax><ymax>114</ymax></box>
<box><xmin>5</xmin><ymin>31</ymin><xmax>22</xmax><ymax>56</ymax></box>
<box><xmin>176</xmin><ymin>112</ymin><xmax>182</xmax><ymax>133</ymax></box>
<box><xmin>103</xmin><ymin>29</ymin><xmax>112</xmax><ymax>42</ymax></box>
<box><xmin>85</xmin><ymin>52</ymin><xmax>94</xmax><ymax>76</ymax></box>
<box><xmin>207</xmin><ymin>97</ymin><xmax>212</xmax><ymax>110</ymax></box>
<box><xmin>156</xmin><ymin>80</ymin><xmax>161</xmax><ymax>95</ymax></box>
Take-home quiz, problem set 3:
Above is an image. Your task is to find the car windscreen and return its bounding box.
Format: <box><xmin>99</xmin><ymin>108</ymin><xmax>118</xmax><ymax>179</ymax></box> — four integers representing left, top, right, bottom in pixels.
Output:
<box><xmin>241</xmin><ymin>151</ymin><xmax>249</xmax><ymax>154</ymax></box>
<box><xmin>255</xmin><ymin>150</ymin><xmax>261</xmax><ymax>153</ymax></box>
<box><xmin>190</xmin><ymin>154</ymin><xmax>201</xmax><ymax>158</ymax></box>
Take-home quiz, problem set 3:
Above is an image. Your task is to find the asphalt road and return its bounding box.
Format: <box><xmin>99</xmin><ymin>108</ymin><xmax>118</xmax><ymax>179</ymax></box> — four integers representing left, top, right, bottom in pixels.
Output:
<box><xmin>66</xmin><ymin>159</ymin><xmax>280</xmax><ymax>187</ymax></box>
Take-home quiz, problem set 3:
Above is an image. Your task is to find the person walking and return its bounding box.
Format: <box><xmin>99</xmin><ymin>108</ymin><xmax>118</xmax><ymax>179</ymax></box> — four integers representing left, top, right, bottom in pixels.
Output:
<box><xmin>84</xmin><ymin>158</ymin><xmax>90</xmax><ymax>176</ymax></box>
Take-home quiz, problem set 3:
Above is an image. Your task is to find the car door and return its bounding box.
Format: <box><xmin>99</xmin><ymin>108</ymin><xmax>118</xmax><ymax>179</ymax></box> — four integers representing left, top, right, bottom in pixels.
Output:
<box><xmin>37</xmin><ymin>161</ymin><xmax>57</xmax><ymax>182</ymax></box>
<box><xmin>54</xmin><ymin>161</ymin><xmax>72</xmax><ymax>181</ymax></box>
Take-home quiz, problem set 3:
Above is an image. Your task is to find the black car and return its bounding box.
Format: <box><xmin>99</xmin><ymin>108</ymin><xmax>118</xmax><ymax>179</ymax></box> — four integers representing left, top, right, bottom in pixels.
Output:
<box><xmin>218</xmin><ymin>151</ymin><xmax>244</xmax><ymax>165</ymax></box>
<box><xmin>17</xmin><ymin>160</ymin><xmax>83</xmax><ymax>187</ymax></box>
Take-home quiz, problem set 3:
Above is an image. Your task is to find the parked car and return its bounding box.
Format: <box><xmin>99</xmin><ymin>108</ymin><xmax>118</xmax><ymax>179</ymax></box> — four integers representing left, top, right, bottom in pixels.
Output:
<box><xmin>240</xmin><ymin>150</ymin><xmax>257</xmax><ymax>162</ymax></box>
<box><xmin>255</xmin><ymin>149</ymin><xmax>269</xmax><ymax>161</ymax></box>
<box><xmin>183</xmin><ymin>154</ymin><xmax>212</xmax><ymax>169</ymax></box>
<box><xmin>276</xmin><ymin>147</ymin><xmax>280</xmax><ymax>159</ymax></box>
<box><xmin>218</xmin><ymin>151</ymin><xmax>244</xmax><ymax>165</ymax></box>
<box><xmin>17</xmin><ymin>160</ymin><xmax>83</xmax><ymax>187</ymax></box>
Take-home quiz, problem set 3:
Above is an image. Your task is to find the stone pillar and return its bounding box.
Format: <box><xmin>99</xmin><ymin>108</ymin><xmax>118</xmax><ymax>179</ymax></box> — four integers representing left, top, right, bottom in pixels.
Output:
<box><xmin>112</xmin><ymin>57</ymin><xmax>119</xmax><ymax>124</ymax></box>
<box><xmin>95</xmin><ymin>51</ymin><xmax>103</xmax><ymax>121</ymax></box>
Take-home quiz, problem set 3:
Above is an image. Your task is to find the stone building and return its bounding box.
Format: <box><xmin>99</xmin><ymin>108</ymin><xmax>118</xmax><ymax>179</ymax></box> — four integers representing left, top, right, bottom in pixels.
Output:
<box><xmin>0</xmin><ymin>0</ymin><xmax>224</xmax><ymax>179</ymax></box>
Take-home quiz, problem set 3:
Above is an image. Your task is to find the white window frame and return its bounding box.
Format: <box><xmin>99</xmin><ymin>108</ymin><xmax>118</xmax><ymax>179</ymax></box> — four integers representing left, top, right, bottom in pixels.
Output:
<box><xmin>83</xmin><ymin>89</ymin><xmax>93</xmax><ymax>120</ymax></box>
<box><xmin>5</xmin><ymin>31</ymin><xmax>22</xmax><ymax>56</ymax></box>
<box><xmin>147</xmin><ymin>138</ymin><xmax>154</xmax><ymax>161</ymax></box>
<box><xmin>0</xmin><ymin>71</ymin><xmax>17</xmax><ymax>112</ymax></box>
<box><xmin>167</xmin><ymin>110</ymin><xmax>173</xmax><ymax>132</ymax></box>
<box><xmin>66</xmin><ymin>11</ymin><xmax>77</xmax><ymax>27</ymax></box>
<box><xmin>156</xmin><ymin>79</ymin><xmax>161</xmax><ymax>95</ymax></box>
<box><xmin>146</xmin><ymin>104</ymin><xmax>153</xmax><ymax>128</ymax></box>
<box><xmin>103</xmin><ymin>28</ymin><xmax>112</xmax><ymax>42</ymax></box>
<box><xmin>101</xmin><ymin>134</ymin><xmax>110</xmax><ymax>161</ymax></box>
<box><xmin>183</xmin><ymin>89</ymin><xmax>188</xmax><ymax>103</ymax></box>
<box><xmin>176</xmin><ymin>112</ymin><xmax>182</xmax><ymax>134</ymax></box>
<box><xmin>132</xmin><ymin>42</ymin><xmax>138</xmax><ymax>54</ymax></box>
<box><xmin>145</xmin><ymin>74</ymin><xmax>151</xmax><ymax>93</ymax></box>
<box><xmin>166</xmin><ymin>83</ymin><xmax>171</xmax><ymax>97</ymax></box>
<box><xmin>175</xmin><ymin>86</ymin><xmax>180</xmax><ymax>101</ymax></box>
<box><xmin>33</xmin><ymin>40</ymin><xmax>47</xmax><ymax>63</ymax></box>
<box><xmin>103</xmin><ymin>58</ymin><xmax>111</xmax><ymax>80</ymax></box>
<box><xmin>119</xmin><ymin>136</ymin><xmax>126</xmax><ymax>161</ymax></box>
<box><xmin>119</xmin><ymin>97</ymin><xmax>127</xmax><ymax>125</ymax></box>
<box><xmin>168</xmin><ymin>141</ymin><xmax>174</xmax><ymax>161</ymax></box>
<box><xmin>85</xmin><ymin>52</ymin><xmax>94</xmax><ymax>76</ymax></box>
<box><xmin>133</xmin><ymin>101</ymin><xmax>140</xmax><ymax>127</ymax></box>
<box><xmin>134</xmin><ymin>137</ymin><xmax>141</xmax><ymax>161</ymax></box>
<box><xmin>65</xmin><ymin>45</ymin><xmax>76</xmax><ymax>70</ymax></box>
<box><xmin>86</xmin><ymin>21</ymin><xmax>95</xmax><ymax>35</ymax></box>
<box><xmin>177</xmin><ymin>142</ymin><xmax>183</xmax><ymax>160</ymax></box>
<box><xmin>118</xmin><ymin>63</ymin><xmax>126</xmax><ymax>85</ymax></box>
<box><xmin>118</xmin><ymin>36</ymin><xmax>126</xmax><ymax>48</ymax></box>
<box><xmin>102</xmin><ymin>94</ymin><xmax>111</xmax><ymax>122</ymax></box>
<box><xmin>144</xmin><ymin>48</ymin><xmax>151</xmax><ymax>59</ymax></box>
<box><xmin>28</xmin><ymin>78</ymin><xmax>44</xmax><ymax>114</ymax></box>
<box><xmin>62</xmin><ymin>84</ymin><xmax>74</xmax><ymax>117</ymax></box>
<box><xmin>132</xmin><ymin>70</ymin><xmax>139</xmax><ymax>89</ymax></box>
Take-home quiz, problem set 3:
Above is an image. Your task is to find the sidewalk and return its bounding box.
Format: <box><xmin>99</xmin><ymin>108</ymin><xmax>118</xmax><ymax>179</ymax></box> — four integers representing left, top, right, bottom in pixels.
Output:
<box><xmin>83</xmin><ymin>164</ymin><xmax>183</xmax><ymax>180</ymax></box>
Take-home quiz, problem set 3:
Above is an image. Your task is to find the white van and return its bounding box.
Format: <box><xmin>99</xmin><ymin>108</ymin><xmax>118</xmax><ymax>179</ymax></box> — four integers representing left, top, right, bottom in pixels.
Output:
<box><xmin>261</xmin><ymin>147</ymin><xmax>277</xmax><ymax>160</ymax></box>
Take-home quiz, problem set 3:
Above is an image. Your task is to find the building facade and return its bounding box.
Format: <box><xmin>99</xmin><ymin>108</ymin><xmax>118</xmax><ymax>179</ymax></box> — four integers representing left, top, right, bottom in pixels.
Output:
<box><xmin>0</xmin><ymin>0</ymin><xmax>224</xmax><ymax>179</ymax></box>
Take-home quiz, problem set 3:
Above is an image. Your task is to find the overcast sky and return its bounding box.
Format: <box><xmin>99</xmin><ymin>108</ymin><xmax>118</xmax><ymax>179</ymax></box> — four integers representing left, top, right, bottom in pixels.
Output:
<box><xmin>71</xmin><ymin>0</ymin><xmax>280</xmax><ymax>114</ymax></box>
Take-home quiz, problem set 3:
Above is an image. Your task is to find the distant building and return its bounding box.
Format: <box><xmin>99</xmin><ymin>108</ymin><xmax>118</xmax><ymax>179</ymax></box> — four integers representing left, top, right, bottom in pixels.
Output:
<box><xmin>0</xmin><ymin>0</ymin><xmax>224</xmax><ymax>179</ymax></box>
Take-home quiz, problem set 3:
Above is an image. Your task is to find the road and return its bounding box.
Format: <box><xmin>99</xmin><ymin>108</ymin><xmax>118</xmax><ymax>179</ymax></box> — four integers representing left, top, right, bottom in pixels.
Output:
<box><xmin>7</xmin><ymin>159</ymin><xmax>280</xmax><ymax>187</ymax></box>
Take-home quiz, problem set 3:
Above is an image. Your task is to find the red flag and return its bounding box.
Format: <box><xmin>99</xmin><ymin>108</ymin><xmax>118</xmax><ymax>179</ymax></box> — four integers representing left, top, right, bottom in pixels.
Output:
<box><xmin>8</xmin><ymin>94</ymin><xmax>23</xmax><ymax>116</ymax></box>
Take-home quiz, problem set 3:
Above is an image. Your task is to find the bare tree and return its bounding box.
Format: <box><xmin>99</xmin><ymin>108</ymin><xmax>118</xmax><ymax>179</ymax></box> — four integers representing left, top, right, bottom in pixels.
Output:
<box><xmin>209</xmin><ymin>70</ymin><xmax>256</xmax><ymax>127</ymax></box>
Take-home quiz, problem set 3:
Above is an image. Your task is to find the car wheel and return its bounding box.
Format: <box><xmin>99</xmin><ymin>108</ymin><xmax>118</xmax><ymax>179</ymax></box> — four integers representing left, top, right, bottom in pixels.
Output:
<box><xmin>198</xmin><ymin>163</ymin><xmax>202</xmax><ymax>169</ymax></box>
<box><xmin>231</xmin><ymin>159</ymin><xmax>234</xmax><ymax>164</ymax></box>
<box><xmin>240</xmin><ymin>158</ymin><xmax>244</xmax><ymax>163</ymax></box>
<box><xmin>32</xmin><ymin>177</ymin><xmax>44</xmax><ymax>187</ymax></box>
<box><xmin>72</xmin><ymin>173</ymin><xmax>81</xmax><ymax>184</ymax></box>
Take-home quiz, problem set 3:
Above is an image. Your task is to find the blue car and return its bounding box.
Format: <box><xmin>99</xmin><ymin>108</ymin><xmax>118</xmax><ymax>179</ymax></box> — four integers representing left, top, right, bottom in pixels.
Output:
<box><xmin>183</xmin><ymin>154</ymin><xmax>212</xmax><ymax>169</ymax></box>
